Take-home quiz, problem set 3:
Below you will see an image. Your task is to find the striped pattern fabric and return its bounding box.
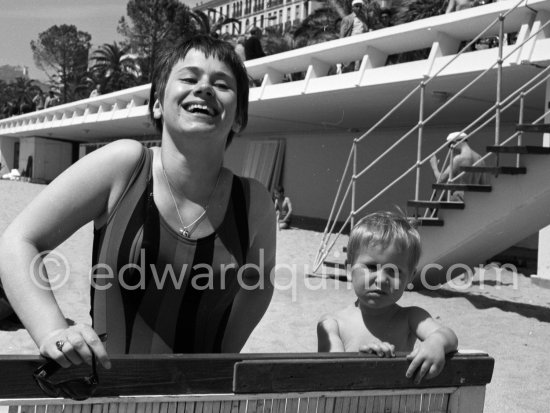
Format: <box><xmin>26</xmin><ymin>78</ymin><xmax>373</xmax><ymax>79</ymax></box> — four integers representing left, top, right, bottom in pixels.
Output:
<box><xmin>90</xmin><ymin>148</ymin><xmax>250</xmax><ymax>354</ymax></box>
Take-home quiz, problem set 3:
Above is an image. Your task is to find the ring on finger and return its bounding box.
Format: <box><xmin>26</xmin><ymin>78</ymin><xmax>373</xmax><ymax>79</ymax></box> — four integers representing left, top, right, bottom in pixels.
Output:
<box><xmin>55</xmin><ymin>340</ymin><xmax>66</xmax><ymax>352</ymax></box>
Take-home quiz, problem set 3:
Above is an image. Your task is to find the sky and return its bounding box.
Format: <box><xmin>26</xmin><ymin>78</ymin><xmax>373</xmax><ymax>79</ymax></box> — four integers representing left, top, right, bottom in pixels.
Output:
<box><xmin>0</xmin><ymin>0</ymin><xmax>201</xmax><ymax>81</ymax></box>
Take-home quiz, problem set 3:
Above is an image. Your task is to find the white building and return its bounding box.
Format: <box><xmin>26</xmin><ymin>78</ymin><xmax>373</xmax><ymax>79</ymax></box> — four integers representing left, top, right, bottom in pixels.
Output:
<box><xmin>2</xmin><ymin>0</ymin><xmax>550</xmax><ymax>284</ymax></box>
<box><xmin>192</xmin><ymin>0</ymin><xmax>325</xmax><ymax>35</ymax></box>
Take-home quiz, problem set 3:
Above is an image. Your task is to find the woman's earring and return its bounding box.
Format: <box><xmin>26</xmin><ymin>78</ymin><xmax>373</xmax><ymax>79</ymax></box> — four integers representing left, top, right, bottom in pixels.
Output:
<box><xmin>232</xmin><ymin>121</ymin><xmax>241</xmax><ymax>133</ymax></box>
<box><xmin>153</xmin><ymin>99</ymin><xmax>163</xmax><ymax>119</ymax></box>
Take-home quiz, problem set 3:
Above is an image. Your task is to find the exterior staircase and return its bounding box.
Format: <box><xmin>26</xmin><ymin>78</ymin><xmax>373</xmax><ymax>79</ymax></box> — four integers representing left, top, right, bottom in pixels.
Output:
<box><xmin>319</xmin><ymin>125</ymin><xmax>550</xmax><ymax>286</ymax></box>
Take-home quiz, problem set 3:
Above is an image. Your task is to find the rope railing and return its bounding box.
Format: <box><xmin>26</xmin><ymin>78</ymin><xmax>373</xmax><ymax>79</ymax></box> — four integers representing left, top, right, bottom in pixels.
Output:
<box><xmin>313</xmin><ymin>0</ymin><xmax>549</xmax><ymax>271</ymax></box>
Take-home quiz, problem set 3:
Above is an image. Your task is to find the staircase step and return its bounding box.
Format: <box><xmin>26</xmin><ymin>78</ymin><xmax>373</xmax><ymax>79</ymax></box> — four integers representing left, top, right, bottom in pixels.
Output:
<box><xmin>487</xmin><ymin>145</ymin><xmax>550</xmax><ymax>154</ymax></box>
<box><xmin>516</xmin><ymin>123</ymin><xmax>550</xmax><ymax>133</ymax></box>
<box><xmin>408</xmin><ymin>200</ymin><xmax>465</xmax><ymax>209</ymax></box>
<box><xmin>323</xmin><ymin>256</ymin><xmax>347</xmax><ymax>269</ymax></box>
<box><xmin>307</xmin><ymin>266</ymin><xmax>349</xmax><ymax>282</ymax></box>
<box><xmin>432</xmin><ymin>183</ymin><xmax>492</xmax><ymax>192</ymax></box>
<box><xmin>413</xmin><ymin>217</ymin><xmax>444</xmax><ymax>226</ymax></box>
<box><xmin>460</xmin><ymin>166</ymin><xmax>526</xmax><ymax>175</ymax></box>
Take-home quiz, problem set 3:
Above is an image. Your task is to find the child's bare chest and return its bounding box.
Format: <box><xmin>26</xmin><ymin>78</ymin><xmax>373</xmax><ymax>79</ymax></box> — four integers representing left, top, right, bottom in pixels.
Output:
<box><xmin>339</xmin><ymin>313</ymin><xmax>416</xmax><ymax>352</ymax></box>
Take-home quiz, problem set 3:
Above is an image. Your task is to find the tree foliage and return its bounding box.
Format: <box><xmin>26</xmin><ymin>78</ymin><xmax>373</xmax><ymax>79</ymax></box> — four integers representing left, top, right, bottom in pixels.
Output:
<box><xmin>394</xmin><ymin>0</ymin><xmax>447</xmax><ymax>23</ymax></box>
<box><xmin>189</xmin><ymin>9</ymin><xmax>242</xmax><ymax>40</ymax></box>
<box><xmin>117</xmin><ymin>0</ymin><xmax>196</xmax><ymax>82</ymax></box>
<box><xmin>262</xmin><ymin>29</ymin><xmax>295</xmax><ymax>56</ymax></box>
<box><xmin>89</xmin><ymin>42</ymin><xmax>141</xmax><ymax>93</ymax></box>
<box><xmin>293</xmin><ymin>7</ymin><xmax>342</xmax><ymax>48</ymax></box>
<box><xmin>30</xmin><ymin>24</ymin><xmax>91</xmax><ymax>103</ymax></box>
<box><xmin>0</xmin><ymin>78</ymin><xmax>41</xmax><ymax>118</ymax></box>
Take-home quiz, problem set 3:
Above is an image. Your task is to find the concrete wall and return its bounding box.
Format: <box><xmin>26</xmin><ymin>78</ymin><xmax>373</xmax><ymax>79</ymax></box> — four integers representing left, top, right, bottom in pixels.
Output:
<box><xmin>19</xmin><ymin>137</ymin><xmax>73</xmax><ymax>183</ymax></box>
<box><xmin>0</xmin><ymin>136</ymin><xmax>17</xmax><ymax>174</ymax></box>
<box><xmin>227</xmin><ymin>123</ymin><xmax>519</xmax><ymax>223</ymax></box>
<box><xmin>19</xmin><ymin>138</ymin><xmax>35</xmax><ymax>177</ymax></box>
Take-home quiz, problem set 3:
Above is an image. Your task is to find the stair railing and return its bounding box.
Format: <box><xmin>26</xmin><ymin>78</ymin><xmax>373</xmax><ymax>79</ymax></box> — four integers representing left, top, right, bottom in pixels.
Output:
<box><xmin>313</xmin><ymin>0</ymin><xmax>549</xmax><ymax>272</ymax></box>
<box><xmin>447</xmin><ymin>70</ymin><xmax>550</xmax><ymax>184</ymax></box>
<box><xmin>314</xmin><ymin>64</ymin><xmax>550</xmax><ymax>271</ymax></box>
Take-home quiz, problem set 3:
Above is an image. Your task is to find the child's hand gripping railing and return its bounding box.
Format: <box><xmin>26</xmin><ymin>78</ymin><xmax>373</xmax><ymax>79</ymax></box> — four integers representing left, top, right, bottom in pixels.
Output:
<box><xmin>0</xmin><ymin>352</ymin><xmax>494</xmax><ymax>413</ymax></box>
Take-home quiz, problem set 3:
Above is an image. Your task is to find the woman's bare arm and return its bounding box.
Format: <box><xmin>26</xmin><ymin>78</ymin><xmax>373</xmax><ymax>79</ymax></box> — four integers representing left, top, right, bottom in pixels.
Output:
<box><xmin>0</xmin><ymin>139</ymin><xmax>144</xmax><ymax>367</ymax></box>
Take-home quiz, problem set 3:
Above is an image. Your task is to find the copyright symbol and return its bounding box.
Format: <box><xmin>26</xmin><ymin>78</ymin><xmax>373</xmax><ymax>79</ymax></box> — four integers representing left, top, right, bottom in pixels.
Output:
<box><xmin>29</xmin><ymin>250</ymin><xmax>70</xmax><ymax>291</ymax></box>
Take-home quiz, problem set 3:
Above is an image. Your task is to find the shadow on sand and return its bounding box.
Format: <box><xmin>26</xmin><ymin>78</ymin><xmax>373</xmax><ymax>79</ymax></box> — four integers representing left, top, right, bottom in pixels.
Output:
<box><xmin>0</xmin><ymin>313</ymin><xmax>23</xmax><ymax>331</ymax></box>
<box><xmin>417</xmin><ymin>287</ymin><xmax>550</xmax><ymax>323</ymax></box>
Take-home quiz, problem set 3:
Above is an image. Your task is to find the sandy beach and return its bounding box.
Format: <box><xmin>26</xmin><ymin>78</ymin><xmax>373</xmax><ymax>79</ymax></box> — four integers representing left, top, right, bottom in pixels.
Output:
<box><xmin>1</xmin><ymin>180</ymin><xmax>549</xmax><ymax>412</ymax></box>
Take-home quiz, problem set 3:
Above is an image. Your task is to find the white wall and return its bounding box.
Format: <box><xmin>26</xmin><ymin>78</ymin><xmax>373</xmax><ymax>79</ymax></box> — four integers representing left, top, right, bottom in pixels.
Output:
<box><xmin>0</xmin><ymin>137</ymin><xmax>17</xmax><ymax>174</ymax></box>
<box><xmin>228</xmin><ymin>122</ymin><xmax>520</xmax><ymax>222</ymax></box>
<box><xmin>19</xmin><ymin>137</ymin><xmax>73</xmax><ymax>183</ymax></box>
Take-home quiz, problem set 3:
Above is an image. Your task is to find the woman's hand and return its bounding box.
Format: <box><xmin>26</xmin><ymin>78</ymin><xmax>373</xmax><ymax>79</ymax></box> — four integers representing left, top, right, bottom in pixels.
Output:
<box><xmin>38</xmin><ymin>324</ymin><xmax>111</xmax><ymax>369</ymax></box>
<box><xmin>359</xmin><ymin>341</ymin><xmax>395</xmax><ymax>357</ymax></box>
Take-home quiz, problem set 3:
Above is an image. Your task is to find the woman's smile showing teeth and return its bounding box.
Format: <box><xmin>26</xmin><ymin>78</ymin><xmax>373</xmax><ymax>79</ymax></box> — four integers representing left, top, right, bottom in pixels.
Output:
<box><xmin>184</xmin><ymin>103</ymin><xmax>218</xmax><ymax>116</ymax></box>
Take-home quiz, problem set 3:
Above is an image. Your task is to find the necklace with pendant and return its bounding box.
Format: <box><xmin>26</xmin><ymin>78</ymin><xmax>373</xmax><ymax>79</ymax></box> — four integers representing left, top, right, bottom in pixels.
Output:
<box><xmin>161</xmin><ymin>164</ymin><xmax>221</xmax><ymax>238</ymax></box>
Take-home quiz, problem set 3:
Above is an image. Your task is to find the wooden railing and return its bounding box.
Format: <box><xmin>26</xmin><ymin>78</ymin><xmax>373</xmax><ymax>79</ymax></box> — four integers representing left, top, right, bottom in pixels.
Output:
<box><xmin>0</xmin><ymin>352</ymin><xmax>494</xmax><ymax>413</ymax></box>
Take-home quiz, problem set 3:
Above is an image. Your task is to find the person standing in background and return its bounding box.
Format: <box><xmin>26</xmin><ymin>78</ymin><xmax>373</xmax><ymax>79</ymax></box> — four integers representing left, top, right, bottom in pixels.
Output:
<box><xmin>32</xmin><ymin>90</ymin><xmax>44</xmax><ymax>111</ymax></box>
<box><xmin>235</xmin><ymin>36</ymin><xmax>246</xmax><ymax>61</ymax></box>
<box><xmin>244</xmin><ymin>27</ymin><xmax>265</xmax><ymax>60</ymax></box>
<box><xmin>89</xmin><ymin>84</ymin><xmax>102</xmax><ymax>98</ymax></box>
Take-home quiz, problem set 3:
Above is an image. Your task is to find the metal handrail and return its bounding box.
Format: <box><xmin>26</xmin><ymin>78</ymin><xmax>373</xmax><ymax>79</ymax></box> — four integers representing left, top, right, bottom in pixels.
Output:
<box><xmin>352</xmin><ymin>5</ymin><xmax>549</xmax><ymax>181</ymax></box>
<box><xmin>448</xmin><ymin>76</ymin><xmax>550</xmax><ymax>183</ymax></box>
<box><xmin>313</xmin><ymin>0</ymin><xmax>548</xmax><ymax>270</ymax></box>
<box><xmin>313</xmin><ymin>147</ymin><xmax>355</xmax><ymax>266</ymax></box>
<box><xmin>449</xmin><ymin>105</ymin><xmax>550</xmax><ymax>182</ymax></box>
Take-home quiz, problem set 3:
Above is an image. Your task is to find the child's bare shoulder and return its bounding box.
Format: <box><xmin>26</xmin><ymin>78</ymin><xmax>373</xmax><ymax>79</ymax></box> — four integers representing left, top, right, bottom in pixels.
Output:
<box><xmin>398</xmin><ymin>305</ymin><xmax>432</xmax><ymax>322</ymax></box>
<box><xmin>318</xmin><ymin>304</ymin><xmax>360</xmax><ymax>328</ymax></box>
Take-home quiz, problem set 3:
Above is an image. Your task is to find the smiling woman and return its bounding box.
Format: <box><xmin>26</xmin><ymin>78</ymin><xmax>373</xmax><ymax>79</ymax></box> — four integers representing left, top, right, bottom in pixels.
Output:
<box><xmin>0</xmin><ymin>35</ymin><xmax>276</xmax><ymax>368</ymax></box>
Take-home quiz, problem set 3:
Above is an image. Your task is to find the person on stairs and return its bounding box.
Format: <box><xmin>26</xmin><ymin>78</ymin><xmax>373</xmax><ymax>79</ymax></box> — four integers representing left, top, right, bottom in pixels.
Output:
<box><xmin>429</xmin><ymin>131</ymin><xmax>488</xmax><ymax>202</ymax></box>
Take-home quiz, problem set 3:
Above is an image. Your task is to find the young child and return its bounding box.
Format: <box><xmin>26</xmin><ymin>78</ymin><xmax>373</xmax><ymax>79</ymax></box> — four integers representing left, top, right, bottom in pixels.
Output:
<box><xmin>317</xmin><ymin>211</ymin><xmax>458</xmax><ymax>383</ymax></box>
<box><xmin>274</xmin><ymin>185</ymin><xmax>293</xmax><ymax>230</ymax></box>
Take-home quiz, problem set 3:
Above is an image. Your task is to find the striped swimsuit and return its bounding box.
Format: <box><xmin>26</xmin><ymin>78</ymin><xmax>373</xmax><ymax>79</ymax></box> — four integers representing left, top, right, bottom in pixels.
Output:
<box><xmin>90</xmin><ymin>148</ymin><xmax>250</xmax><ymax>354</ymax></box>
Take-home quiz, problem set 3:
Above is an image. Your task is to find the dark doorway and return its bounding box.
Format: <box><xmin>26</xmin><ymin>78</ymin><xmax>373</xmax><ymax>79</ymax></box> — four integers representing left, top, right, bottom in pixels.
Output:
<box><xmin>13</xmin><ymin>141</ymin><xmax>19</xmax><ymax>170</ymax></box>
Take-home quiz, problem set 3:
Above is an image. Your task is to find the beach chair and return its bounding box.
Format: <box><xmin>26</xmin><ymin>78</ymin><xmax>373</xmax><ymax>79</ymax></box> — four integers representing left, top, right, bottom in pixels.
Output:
<box><xmin>0</xmin><ymin>351</ymin><xmax>494</xmax><ymax>413</ymax></box>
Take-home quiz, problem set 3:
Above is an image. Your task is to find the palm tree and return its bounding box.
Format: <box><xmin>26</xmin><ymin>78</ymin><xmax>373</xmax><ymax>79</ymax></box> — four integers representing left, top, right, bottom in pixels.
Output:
<box><xmin>0</xmin><ymin>80</ymin><xmax>10</xmax><ymax>118</ymax></box>
<box><xmin>293</xmin><ymin>6</ymin><xmax>342</xmax><ymax>48</ymax></box>
<box><xmin>189</xmin><ymin>9</ymin><xmax>241</xmax><ymax>41</ymax></box>
<box><xmin>8</xmin><ymin>77</ymin><xmax>40</xmax><ymax>114</ymax></box>
<box><xmin>394</xmin><ymin>0</ymin><xmax>446</xmax><ymax>23</ymax></box>
<box><xmin>263</xmin><ymin>28</ymin><xmax>295</xmax><ymax>55</ymax></box>
<box><xmin>90</xmin><ymin>42</ymin><xmax>141</xmax><ymax>93</ymax></box>
<box><xmin>388</xmin><ymin>0</ymin><xmax>447</xmax><ymax>63</ymax></box>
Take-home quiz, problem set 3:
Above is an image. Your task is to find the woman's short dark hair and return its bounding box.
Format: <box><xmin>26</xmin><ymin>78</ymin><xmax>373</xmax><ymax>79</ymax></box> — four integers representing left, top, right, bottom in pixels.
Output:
<box><xmin>148</xmin><ymin>34</ymin><xmax>249</xmax><ymax>146</ymax></box>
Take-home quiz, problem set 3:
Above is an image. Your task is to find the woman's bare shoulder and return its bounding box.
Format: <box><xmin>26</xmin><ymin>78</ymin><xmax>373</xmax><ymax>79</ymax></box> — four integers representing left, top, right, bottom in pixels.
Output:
<box><xmin>86</xmin><ymin>139</ymin><xmax>145</xmax><ymax>169</ymax></box>
<box><xmin>237</xmin><ymin>176</ymin><xmax>274</xmax><ymax>211</ymax></box>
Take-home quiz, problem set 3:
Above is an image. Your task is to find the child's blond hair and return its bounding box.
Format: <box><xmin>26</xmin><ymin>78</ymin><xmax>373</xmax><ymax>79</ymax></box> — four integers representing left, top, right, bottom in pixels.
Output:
<box><xmin>347</xmin><ymin>211</ymin><xmax>421</xmax><ymax>273</ymax></box>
